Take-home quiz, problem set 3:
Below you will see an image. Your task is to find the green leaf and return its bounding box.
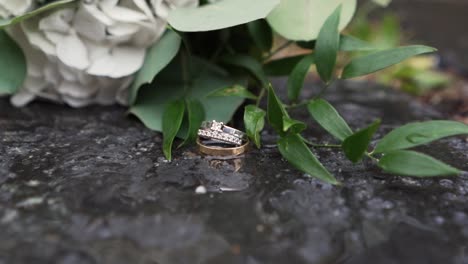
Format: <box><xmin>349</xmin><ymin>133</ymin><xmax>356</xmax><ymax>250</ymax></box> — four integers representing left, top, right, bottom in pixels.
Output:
<box><xmin>378</xmin><ymin>150</ymin><xmax>460</xmax><ymax>177</ymax></box>
<box><xmin>267</xmin><ymin>85</ymin><xmax>305</xmax><ymax>136</ymax></box>
<box><xmin>374</xmin><ymin>120</ymin><xmax>468</xmax><ymax>153</ymax></box>
<box><xmin>162</xmin><ymin>100</ymin><xmax>185</xmax><ymax>161</ymax></box>
<box><xmin>247</xmin><ymin>19</ymin><xmax>273</xmax><ymax>52</ymax></box>
<box><xmin>267</xmin><ymin>85</ymin><xmax>286</xmax><ymax>135</ymax></box>
<box><xmin>168</xmin><ymin>0</ymin><xmax>280</xmax><ymax>32</ymax></box>
<box><xmin>283</xmin><ymin>117</ymin><xmax>307</xmax><ymax>134</ymax></box>
<box><xmin>180</xmin><ymin>99</ymin><xmax>205</xmax><ymax>147</ymax></box>
<box><xmin>297</xmin><ymin>35</ymin><xmax>376</xmax><ymax>52</ymax></box>
<box><xmin>222</xmin><ymin>54</ymin><xmax>269</xmax><ymax>87</ymax></box>
<box><xmin>278</xmin><ymin>134</ymin><xmax>338</xmax><ymax>185</ymax></box>
<box><xmin>129</xmin><ymin>30</ymin><xmax>181</xmax><ymax>105</ymax></box>
<box><xmin>0</xmin><ymin>30</ymin><xmax>26</xmax><ymax>94</ymax></box>
<box><xmin>307</xmin><ymin>99</ymin><xmax>353</xmax><ymax>141</ymax></box>
<box><xmin>342</xmin><ymin>120</ymin><xmax>381</xmax><ymax>163</ymax></box>
<box><xmin>244</xmin><ymin>105</ymin><xmax>266</xmax><ymax>148</ymax></box>
<box><xmin>208</xmin><ymin>85</ymin><xmax>257</xmax><ymax>100</ymax></box>
<box><xmin>315</xmin><ymin>5</ymin><xmax>341</xmax><ymax>84</ymax></box>
<box><xmin>130</xmin><ymin>56</ymin><xmax>245</xmax><ymax>133</ymax></box>
<box><xmin>267</xmin><ymin>0</ymin><xmax>357</xmax><ymax>41</ymax></box>
<box><xmin>339</xmin><ymin>35</ymin><xmax>376</xmax><ymax>52</ymax></box>
<box><xmin>0</xmin><ymin>0</ymin><xmax>76</xmax><ymax>29</ymax></box>
<box><xmin>263</xmin><ymin>55</ymin><xmax>307</xmax><ymax>76</ymax></box>
<box><xmin>287</xmin><ymin>54</ymin><xmax>315</xmax><ymax>101</ymax></box>
<box><xmin>342</xmin><ymin>45</ymin><xmax>437</xmax><ymax>79</ymax></box>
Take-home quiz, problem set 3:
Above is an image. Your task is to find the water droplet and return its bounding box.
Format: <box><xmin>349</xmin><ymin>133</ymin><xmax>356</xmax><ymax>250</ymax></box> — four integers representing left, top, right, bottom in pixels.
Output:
<box><xmin>195</xmin><ymin>185</ymin><xmax>207</xmax><ymax>194</ymax></box>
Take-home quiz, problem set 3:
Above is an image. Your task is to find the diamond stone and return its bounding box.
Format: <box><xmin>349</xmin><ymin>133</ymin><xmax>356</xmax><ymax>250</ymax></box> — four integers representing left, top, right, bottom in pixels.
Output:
<box><xmin>210</xmin><ymin>121</ymin><xmax>223</xmax><ymax>131</ymax></box>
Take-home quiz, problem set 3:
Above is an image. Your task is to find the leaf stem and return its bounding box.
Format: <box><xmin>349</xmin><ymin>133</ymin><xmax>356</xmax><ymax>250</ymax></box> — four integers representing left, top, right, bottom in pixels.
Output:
<box><xmin>180</xmin><ymin>50</ymin><xmax>190</xmax><ymax>92</ymax></box>
<box><xmin>285</xmin><ymin>100</ymin><xmax>310</xmax><ymax>109</ymax></box>
<box><xmin>311</xmin><ymin>143</ymin><xmax>342</xmax><ymax>148</ymax></box>
<box><xmin>285</xmin><ymin>80</ymin><xmax>334</xmax><ymax>109</ymax></box>
<box><xmin>366</xmin><ymin>152</ymin><xmax>379</xmax><ymax>163</ymax></box>
<box><xmin>255</xmin><ymin>87</ymin><xmax>266</xmax><ymax>107</ymax></box>
<box><xmin>302</xmin><ymin>137</ymin><xmax>342</xmax><ymax>148</ymax></box>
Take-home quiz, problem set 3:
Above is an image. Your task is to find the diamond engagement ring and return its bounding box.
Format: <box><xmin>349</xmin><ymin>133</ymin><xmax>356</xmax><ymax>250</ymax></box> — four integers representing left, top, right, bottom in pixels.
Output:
<box><xmin>198</xmin><ymin>120</ymin><xmax>246</xmax><ymax>146</ymax></box>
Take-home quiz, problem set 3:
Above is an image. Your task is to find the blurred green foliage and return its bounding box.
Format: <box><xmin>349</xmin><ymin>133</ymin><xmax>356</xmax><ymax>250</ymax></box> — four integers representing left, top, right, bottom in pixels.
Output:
<box><xmin>347</xmin><ymin>2</ymin><xmax>453</xmax><ymax>95</ymax></box>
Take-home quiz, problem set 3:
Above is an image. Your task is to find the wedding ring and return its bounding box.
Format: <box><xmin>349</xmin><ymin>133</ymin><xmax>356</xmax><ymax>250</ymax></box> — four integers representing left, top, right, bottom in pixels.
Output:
<box><xmin>197</xmin><ymin>138</ymin><xmax>249</xmax><ymax>156</ymax></box>
<box><xmin>198</xmin><ymin>128</ymin><xmax>244</xmax><ymax>145</ymax></box>
<box><xmin>200</xmin><ymin>120</ymin><xmax>246</xmax><ymax>143</ymax></box>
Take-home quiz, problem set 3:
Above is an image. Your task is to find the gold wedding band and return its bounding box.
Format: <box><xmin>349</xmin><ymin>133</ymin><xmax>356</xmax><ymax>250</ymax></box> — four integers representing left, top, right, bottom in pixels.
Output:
<box><xmin>197</xmin><ymin>138</ymin><xmax>249</xmax><ymax>156</ymax></box>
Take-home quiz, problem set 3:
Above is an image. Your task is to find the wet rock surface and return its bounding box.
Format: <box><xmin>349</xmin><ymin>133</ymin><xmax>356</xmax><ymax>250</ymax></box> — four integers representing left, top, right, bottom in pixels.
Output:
<box><xmin>1</xmin><ymin>81</ymin><xmax>467</xmax><ymax>264</ymax></box>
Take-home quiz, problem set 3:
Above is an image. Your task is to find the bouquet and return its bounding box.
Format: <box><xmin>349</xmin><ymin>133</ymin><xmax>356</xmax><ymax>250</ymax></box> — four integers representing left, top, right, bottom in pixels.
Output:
<box><xmin>1</xmin><ymin>0</ymin><xmax>467</xmax><ymax>184</ymax></box>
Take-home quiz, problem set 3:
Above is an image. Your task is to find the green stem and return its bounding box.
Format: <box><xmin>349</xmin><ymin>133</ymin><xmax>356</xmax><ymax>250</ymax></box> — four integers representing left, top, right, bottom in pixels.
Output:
<box><xmin>301</xmin><ymin>136</ymin><xmax>342</xmax><ymax>148</ymax></box>
<box><xmin>180</xmin><ymin>50</ymin><xmax>191</xmax><ymax>93</ymax></box>
<box><xmin>310</xmin><ymin>143</ymin><xmax>342</xmax><ymax>148</ymax></box>
<box><xmin>285</xmin><ymin>100</ymin><xmax>310</xmax><ymax>109</ymax></box>
<box><xmin>366</xmin><ymin>152</ymin><xmax>379</xmax><ymax>163</ymax></box>
<box><xmin>285</xmin><ymin>80</ymin><xmax>334</xmax><ymax>109</ymax></box>
<box><xmin>256</xmin><ymin>87</ymin><xmax>266</xmax><ymax>107</ymax></box>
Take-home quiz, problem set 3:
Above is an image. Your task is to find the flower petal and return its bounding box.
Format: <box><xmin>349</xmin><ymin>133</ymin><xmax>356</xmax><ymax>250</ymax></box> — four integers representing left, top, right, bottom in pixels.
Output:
<box><xmin>0</xmin><ymin>0</ymin><xmax>33</xmax><ymax>17</ymax></box>
<box><xmin>100</xmin><ymin>4</ymin><xmax>149</xmax><ymax>23</ymax></box>
<box><xmin>21</xmin><ymin>17</ymin><xmax>56</xmax><ymax>56</ymax></box>
<box><xmin>56</xmin><ymin>32</ymin><xmax>90</xmax><ymax>70</ymax></box>
<box><xmin>10</xmin><ymin>91</ymin><xmax>35</xmax><ymax>107</ymax></box>
<box><xmin>87</xmin><ymin>46</ymin><xmax>146</xmax><ymax>78</ymax></box>
<box><xmin>39</xmin><ymin>9</ymin><xmax>73</xmax><ymax>33</ymax></box>
<box><xmin>58</xmin><ymin>80</ymin><xmax>97</xmax><ymax>98</ymax></box>
<box><xmin>73</xmin><ymin>4</ymin><xmax>108</xmax><ymax>42</ymax></box>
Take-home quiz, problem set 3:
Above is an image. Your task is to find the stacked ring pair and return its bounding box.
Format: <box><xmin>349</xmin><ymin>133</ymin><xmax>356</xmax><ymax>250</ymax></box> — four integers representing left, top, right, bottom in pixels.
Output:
<box><xmin>197</xmin><ymin>120</ymin><xmax>249</xmax><ymax>156</ymax></box>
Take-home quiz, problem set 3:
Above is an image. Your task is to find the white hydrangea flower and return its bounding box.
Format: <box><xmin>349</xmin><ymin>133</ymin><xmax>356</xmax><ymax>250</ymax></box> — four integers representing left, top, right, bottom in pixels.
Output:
<box><xmin>8</xmin><ymin>0</ymin><xmax>198</xmax><ymax>107</ymax></box>
<box><xmin>0</xmin><ymin>0</ymin><xmax>34</xmax><ymax>18</ymax></box>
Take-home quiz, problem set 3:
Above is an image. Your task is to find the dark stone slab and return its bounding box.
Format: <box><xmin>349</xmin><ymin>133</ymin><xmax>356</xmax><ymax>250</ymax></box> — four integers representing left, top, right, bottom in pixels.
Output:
<box><xmin>1</xmin><ymin>80</ymin><xmax>467</xmax><ymax>264</ymax></box>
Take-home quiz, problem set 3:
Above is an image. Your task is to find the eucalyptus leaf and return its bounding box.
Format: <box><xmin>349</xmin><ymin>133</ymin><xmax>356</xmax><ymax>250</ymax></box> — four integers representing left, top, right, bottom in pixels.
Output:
<box><xmin>287</xmin><ymin>54</ymin><xmax>315</xmax><ymax>101</ymax></box>
<box><xmin>222</xmin><ymin>54</ymin><xmax>269</xmax><ymax>87</ymax></box>
<box><xmin>247</xmin><ymin>19</ymin><xmax>273</xmax><ymax>52</ymax></box>
<box><xmin>244</xmin><ymin>105</ymin><xmax>266</xmax><ymax>148</ymax></box>
<box><xmin>374</xmin><ymin>120</ymin><xmax>468</xmax><ymax>153</ymax></box>
<box><xmin>168</xmin><ymin>0</ymin><xmax>280</xmax><ymax>32</ymax></box>
<box><xmin>373</xmin><ymin>0</ymin><xmax>392</xmax><ymax>7</ymax></box>
<box><xmin>342</xmin><ymin>45</ymin><xmax>437</xmax><ymax>79</ymax></box>
<box><xmin>342</xmin><ymin>120</ymin><xmax>381</xmax><ymax>163</ymax></box>
<box><xmin>0</xmin><ymin>0</ymin><xmax>76</xmax><ymax>29</ymax></box>
<box><xmin>315</xmin><ymin>5</ymin><xmax>341</xmax><ymax>84</ymax></box>
<box><xmin>307</xmin><ymin>99</ymin><xmax>352</xmax><ymax>141</ymax></box>
<box><xmin>208</xmin><ymin>85</ymin><xmax>257</xmax><ymax>100</ymax></box>
<box><xmin>129</xmin><ymin>30</ymin><xmax>181</xmax><ymax>105</ymax></box>
<box><xmin>278</xmin><ymin>133</ymin><xmax>338</xmax><ymax>185</ymax></box>
<box><xmin>263</xmin><ymin>55</ymin><xmax>307</xmax><ymax>76</ymax></box>
<box><xmin>180</xmin><ymin>99</ymin><xmax>205</xmax><ymax>147</ymax></box>
<box><xmin>130</xmin><ymin>56</ymin><xmax>245</xmax><ymax>133</ymax></box>
<box><xmin>378</xmin><ymin>150</ymin><xmax>460</xmax><ymax>177</ymax></box>
<box><xmin>163</xmin><ymin>100</ymin><xmax>185</xmax><ymax>161</ymax></box>
<box><xmin>0</xmin><ymin>30</ymin><xmax>26</xmax><ymax>94</ymax></box>
<box><xmin>267</xmin><ymin>0</ymin><xmax>357</xmax><ymax>41</ymax></box>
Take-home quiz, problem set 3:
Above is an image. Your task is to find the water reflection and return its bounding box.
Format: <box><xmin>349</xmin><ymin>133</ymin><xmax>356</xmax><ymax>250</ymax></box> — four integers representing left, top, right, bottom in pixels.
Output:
<box><xmin>196</xmin><ymin>155</ymin><xmax>252</xmax><ymax>192</ymax></box>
